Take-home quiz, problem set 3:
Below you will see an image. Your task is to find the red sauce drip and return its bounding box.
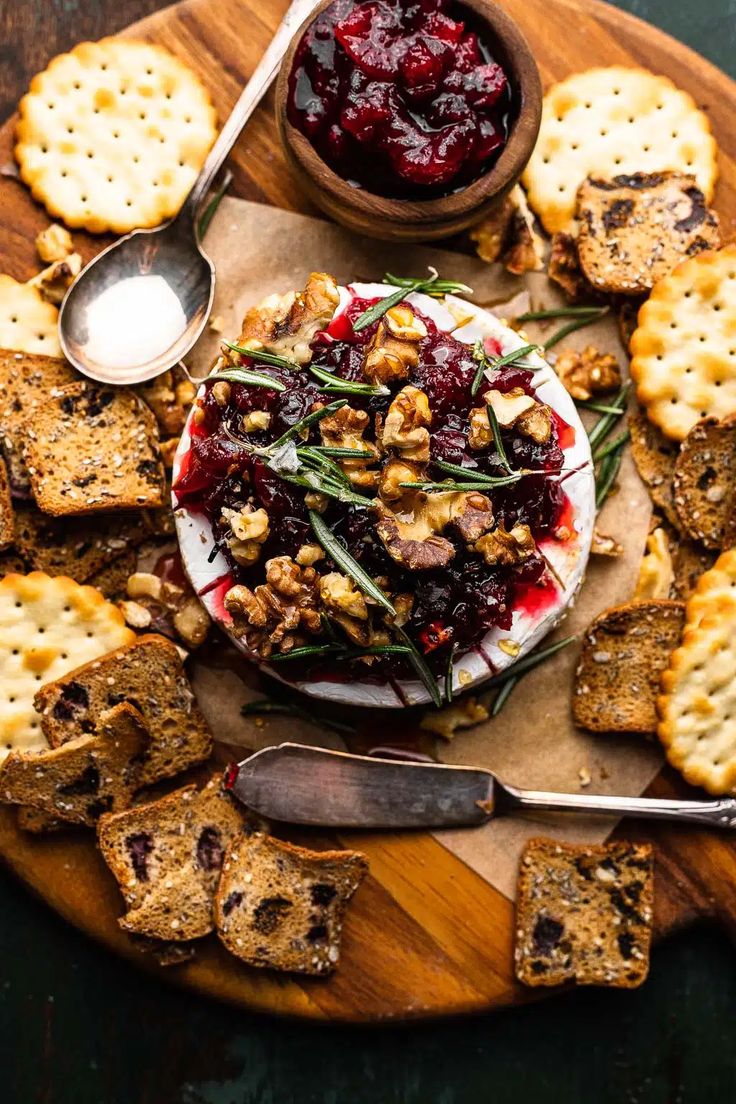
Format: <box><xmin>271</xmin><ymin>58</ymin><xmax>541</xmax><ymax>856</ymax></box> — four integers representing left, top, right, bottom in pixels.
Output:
<box><xmin>551</xmin><ymin>409</ymin><xmax>576</xmax><ymax>450</ymax></box>
<box><xmin>153</xmin><ymin>550</ymin><xmax>188</xmax><ymax>590</ymax></box>
<box><xmin>514</xmin><ymin>573</ymin><xmax>560</xmax><ymax>618</ymax></box>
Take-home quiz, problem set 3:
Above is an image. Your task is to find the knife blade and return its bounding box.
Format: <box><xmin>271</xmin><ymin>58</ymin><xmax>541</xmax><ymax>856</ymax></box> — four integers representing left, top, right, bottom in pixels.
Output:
<box><xmin>226</xmin><ymin>743</ymin><xmax>495</xmax><ymax>828</ymax></box>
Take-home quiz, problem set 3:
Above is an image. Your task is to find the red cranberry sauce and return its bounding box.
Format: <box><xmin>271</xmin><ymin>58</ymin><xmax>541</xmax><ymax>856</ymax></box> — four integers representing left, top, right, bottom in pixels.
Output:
<box><xmin>174</xmin><ymin>295</ymin><xmax>569</xmax><ymax>675</ymax></box>
<box><xmin>287</xmin><ymin>0</ymin><xmax>513</xmax><ymax>198</ymax></box>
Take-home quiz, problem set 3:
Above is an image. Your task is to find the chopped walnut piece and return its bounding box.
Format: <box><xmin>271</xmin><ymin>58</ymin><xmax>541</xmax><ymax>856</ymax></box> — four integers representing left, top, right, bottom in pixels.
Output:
<box><xmin>35</xmin><ymin>223</ymin><xmax>73</xmax><ymax>263</ymax></box>
<box><xmin>554</xmin><ymin>346</ymin><xmax>622</xmax><ymax>401</ymax></box>
<box><xmin>211</xmin><ymin>380</ymin><xmax>231</xmax><ymax>406</ymax></box>
<box><xmin>364</xmin><ymin>306</ymin><xmax>426</xmax><ymax>385</ymax></box>
<box><xmin>119</xmin><ymin>599</ymin><xmax>153</xmax><ymax>629</ymax></box>
<box><xmin>124</xmin><ymin>569</ymin><xmax>211</xmax><ymax>649</ymax></box>
<box><xmin>467</xmin><ymin>406</ymin><xmax>494</xmax><ymax>450</ymax></box>
<box><xmin>28</xmin><ymin>252</ymin><xmax>82</xmax><ymax>304</ymax></box>
<box><xmin>319</xmin><ymin>404</ymin><xmax>379</xmax><ymax>486</ymax></box>
<box><xmin>634</xmin><ymin>527</ymin><xmax>674</xmax><ymax>600</ymax></box>
<box><xmin>173</xmin><ymin>596</ymin><xmax>211</xmax><ymax>648</ymax></box>
<box><xmin>221</xmin><ymin>505</ymin><xmax>270</xmax><ymax>566</ymax></box>
<box><xmin>381</xmin><ymin>386</ymin><xmax>432</xmax><ymax>462</ymax></box>
<box><xmin>295</xmin><ymin>543</ymin><xmax>324</xmax><ymax>567</ymax></box>
<box><xmin>127</xmin><ymin>572</ymin><xmax>162</xmax><ymax>601</ymax></box>
<box><xmin>386</xmin><ymin>593</ymin><xmax>414</xmax><ymax>628</ymax></box>
<box><xmin>376</xmin><ymin>489</ymin><xmax>494</xmax><ymax>570</ymax></box>
<box><xmin>516</xmin><ymin>402</ymin><xmax>552</xmax><ymax>444</ymax></box>
<box><xmin>471</xmin><ymin>186</ymin><xmax>545</xmax><ymax>275</ymax></box>
<box><xmin>379</xmin><ymin>457</ymin><xmax>425</xmax><ymax>502</ymax></box>
<box><xmin>304</xmin><ymin>491</ymin><xmax>328</xmax><ymax>512</ymax></box>
<box><xmin>420</xmin><ymin>696</ymin><xmax>489</xmax><ymax>740</ymax></box>
<box><xmin>242</xmin><ymin>410</ymin><xmax>271</xmax><ymax>433</ymax></box>
<box><xmin>548</xmin><ymin>232</ymin><xmax>594</xmax><ymax>302</ymax></box>
<box><xmin>486</xmin><ymin>388</ymin><xmax>537</xmax><ymax>428</ymax></box>
<box><xmin>469</xmin><ymin>388</ymin><xmax>550</xmax><ymax>448</ymax></box>
<box><xmin>137</xmin><ymin>367</ymin><xmax>196</xmax><ymax>438</ymax></box>
<box><xmin>319</xmin><ymin>572</ymin><xmax>368</xmax><ymax>621</ymax></box>
<box><xmin>475</xmin><ymin>524</ymin><xmax>536</xmax><ymax>565</ymax></box>
<box><xmin>224</xmin><ymin>558</ymin><xmax>322</xmax><ymax>658</ymax></box>
<box><xmin>234</xmin><ymin>272</ymin><xmax>339</xmax><ymax>365</ymax></box>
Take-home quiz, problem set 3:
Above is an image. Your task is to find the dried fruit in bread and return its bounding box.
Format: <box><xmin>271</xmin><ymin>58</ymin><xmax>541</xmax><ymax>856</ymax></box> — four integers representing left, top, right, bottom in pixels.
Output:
<box><xmin>523</xmin><ymin>67</ymin><xmax>717</xmax><ymax>234</ymax></box>
<box><xmin>0</xmin><ymin>702</ymin><xmax>148</xmax><ymax>826</ymax></box>
<box><xmin>15</xmin><ymin>38</ymin><xmax>217</xmax><ymax>234</ymax></box>
<box><xmin>573</xmin><ymin>599</ymin><xmax>685</xmax><ymax>733</ymax></box>
<box><xmin>628</xmin><ymin>409</ymin><xmax>680</xmax><ymax>529</ymax></box>
<box><xmin>23</xmin><ymin>382</ymin><xmax>165</xmax><ymax>515</ymax></box>
<box><xmin>0</xmin><ymin>276</ymin><xmax>61</xmax><ymax>357</ymax></box>
<box><xmin>673</xmin><ymin>416</ymin><xmax>736</xmax><ymax>549</ymax></box>
<box><xmin>0</xmin><ymin>571</ymin><xmax>134</xmax><ymax>758</ymax></box>
<box><xmin>658</xmin><ymin>610</ymin><xmax>736</xmax><ymax>793</ymax></box>
<box><xmin>97</xmin><ymin>777</ymin><xmax>245</xmax><ymax>941</ymax></box>
<box><xmin>576</xmin><ymin>172</ymin><xmax>720</xmax><ymax>295</ymax></box>
<box><xmin>34</xmin><ymin>633</ymin><xmax>212</xmax><ymax>784</ymax></box>
<box><xmin>630</xmin><ymin>245</ymin><xmax>736</xmax><ymax>441</ymax></box>
<box><xmin>215</xmin><ymin>831</ymin><xmax>368</xmax><ymax>975</ymax></box>
<box><xmin>515</xmin><ymin>837</ymin><xmax>654</xmax><ymax>988</ymax></box>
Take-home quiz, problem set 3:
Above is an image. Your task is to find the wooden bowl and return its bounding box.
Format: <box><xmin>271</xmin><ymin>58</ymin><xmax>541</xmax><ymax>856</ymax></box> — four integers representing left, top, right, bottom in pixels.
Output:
<box><xmin>275</xmin><ymin>0</ymin><xmax>542</xmax><ymax>243</ymax></box>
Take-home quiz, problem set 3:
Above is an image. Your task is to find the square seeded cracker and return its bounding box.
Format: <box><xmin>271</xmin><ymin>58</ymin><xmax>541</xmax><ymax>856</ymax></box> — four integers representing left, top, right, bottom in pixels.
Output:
<box><xmin>23</xmin><ymin>382</ymin><xmax>165</xmax><ymax>516</ymax></box>
<box><xmin>515</xmin><ymin>838</ymin><xmax>654</xmax><ymax>989</ymax></box>
<box><xmin>576</xmin><ymin>172</ymin><xmax>720</xmax><ymax>295</ymax></box>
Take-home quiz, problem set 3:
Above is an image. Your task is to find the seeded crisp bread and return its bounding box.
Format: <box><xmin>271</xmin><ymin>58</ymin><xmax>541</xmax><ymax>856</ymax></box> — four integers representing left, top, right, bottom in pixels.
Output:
<box><xmin>23</xmin><ymin>382</ymin><xmax>165</xmax><ymax>515</ymax></box>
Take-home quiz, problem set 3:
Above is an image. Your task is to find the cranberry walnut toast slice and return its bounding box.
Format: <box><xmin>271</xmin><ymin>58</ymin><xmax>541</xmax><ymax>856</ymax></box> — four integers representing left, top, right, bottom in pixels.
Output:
<box><xmin>214</xmin><ymin>832</ymin><xmax>368</xmax><ymax>975</ymax></box>
<box><xmin>97</xmin><ymin>777</ymin><xmax>246</xmax><ymax>942</ymax></box>
<box><xmin>0</xmin><ymin>703</ymin><xmax>148</xmax><ymax>827</ymax></box>
<box><xmin>33</xmin><ymin>634</ymin><xmax>212</xmax><ymax>785</ymax></box>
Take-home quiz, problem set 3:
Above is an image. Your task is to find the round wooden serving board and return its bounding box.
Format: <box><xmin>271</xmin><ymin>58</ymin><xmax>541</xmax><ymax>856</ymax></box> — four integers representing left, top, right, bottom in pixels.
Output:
<box><xmin>1</xmin><ymin>0</ymin><xmax>736</xmax><ymax>1022</ymax></box>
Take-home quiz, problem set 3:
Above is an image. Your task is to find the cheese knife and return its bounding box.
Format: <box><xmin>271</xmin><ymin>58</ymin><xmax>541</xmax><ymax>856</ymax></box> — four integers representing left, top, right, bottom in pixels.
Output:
<box><xmin>226</xmin><ymin>743</ymin><xmax>736</xmax><ymax>830</ymax></box>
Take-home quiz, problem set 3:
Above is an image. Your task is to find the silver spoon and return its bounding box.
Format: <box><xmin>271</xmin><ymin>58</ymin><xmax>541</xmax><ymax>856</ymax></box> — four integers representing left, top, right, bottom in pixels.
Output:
<box><xmin>59</xmin><ymin>0</ymin><xmax>319</xmax><ymax>386</ymax></box>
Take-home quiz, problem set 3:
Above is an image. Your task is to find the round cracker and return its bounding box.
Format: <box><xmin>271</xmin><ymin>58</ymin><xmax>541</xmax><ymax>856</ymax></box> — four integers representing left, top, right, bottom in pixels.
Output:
<box><xmin>659</xmin><ymin>609</ymin><xmax>736</xmax><ymax>795</ymax></box>
<box><xmin>15</xmin><ymin>38</ymin><xmax>217</xmax><ymax>235</ymax></box>
<box><xmin>0</xmin><ymin>572</ymin><xmax>135</xmax><ymax>759</ymax></box>
<box><xmin>630</xmin><ymin>245</ymin><xmax>736</xmax><ymax>442</ymax></box>
<box><xmin>0</xmin><ymin>275</ymin><xmax>61</xmax><ymax>357</ymax></box>
<box><xmin>522</xmin><ymin>67</ymin><xmax>718</xmax><ymax>235</ymax></box>
<box><xmin>686</xmin><ymin>548</ymin><xmax>736</xmax><ymax>628</ymax></box>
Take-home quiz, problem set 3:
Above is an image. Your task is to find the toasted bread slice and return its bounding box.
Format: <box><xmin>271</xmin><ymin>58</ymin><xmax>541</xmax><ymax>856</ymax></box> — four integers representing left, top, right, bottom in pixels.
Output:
<box><xmin>515</xmin><ymin>837</ymin><xmax>653</xmax><ymax>988</ymax></box>
<box><xmin>97</xmin><ymin>777</ymin><xmax>246</xmax><ymax>941</ymax></box>
<box><xmin>23</xmin><ymin>382</ymin><xmax>165</xmax><ymax>516</ymax></box>
<box><xmin>0</xmin><ymin>703</ymin><xmax>148</xmax><ymax>826</ymax></box>
<box><xmin>573</xmin><ymin>599</ymin><xmax>685</xmax><ymax>733</ymax></box>
<box><xmin>215</xmin><ymin>832</ymin><xmax>368</xmax><ymax>975</ymax></box>
<box><xmin>13</xmin><ymin>506</ymin><xmax>155</xmax><ymax>584</ymax></box>
<box><xmin>33</xmin><ymin>634</ymin><xmax>213</xmax><ymax>785</ymax></box>
<box><xmin>576</xmin><ymin>172</ymin><xmax>720</xmax><ymax>295</ymax></box>
<box><xmin>628</xmin><ymin>410</ymin><xmax>680</xmax><ymax>530</ymax></box>
<box><xmin>673</xmin><ymin>415</ymin><xmax>736</xmax><ymax>549</ymax></box>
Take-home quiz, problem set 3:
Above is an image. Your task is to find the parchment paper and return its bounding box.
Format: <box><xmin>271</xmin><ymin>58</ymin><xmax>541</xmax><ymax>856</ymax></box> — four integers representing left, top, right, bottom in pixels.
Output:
<box><xmin>190</xmin><ymin>197</ymin><xmax>663</xmax><ymax>901</ymax></box>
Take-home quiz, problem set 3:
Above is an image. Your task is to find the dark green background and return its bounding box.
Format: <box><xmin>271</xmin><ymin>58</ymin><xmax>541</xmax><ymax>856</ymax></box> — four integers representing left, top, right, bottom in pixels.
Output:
<box><xmin>2</xmin><ymin>2</ymin><xmax>736</xmax><ymax>1101</ymax></box>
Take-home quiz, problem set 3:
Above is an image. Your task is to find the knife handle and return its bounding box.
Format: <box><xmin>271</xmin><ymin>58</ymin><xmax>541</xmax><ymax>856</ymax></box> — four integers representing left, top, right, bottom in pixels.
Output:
<box><xmin>500</xmin><ymin>783</ymin><xmax>736</xmax><ymax>829</ymax></box>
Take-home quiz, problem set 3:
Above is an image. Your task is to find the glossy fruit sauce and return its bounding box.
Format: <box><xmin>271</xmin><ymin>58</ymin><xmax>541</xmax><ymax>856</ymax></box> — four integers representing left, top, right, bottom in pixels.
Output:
<box><xmin>286</xmin><ymin>0</ymin><xmax>513</xmax><ymax>198</ymax></box>
<box><xmin>174</xmin><ymin>294</ymin><xmax>569</xmax><ymax>680</ymax></box>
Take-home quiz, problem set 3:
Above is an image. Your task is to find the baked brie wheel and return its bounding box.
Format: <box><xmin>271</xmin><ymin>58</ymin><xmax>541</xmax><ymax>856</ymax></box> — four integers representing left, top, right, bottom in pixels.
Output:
<box><xmin>174</xmin><ymin>273</ymin><xmax>594</xmax><ymax>708</ymax></box>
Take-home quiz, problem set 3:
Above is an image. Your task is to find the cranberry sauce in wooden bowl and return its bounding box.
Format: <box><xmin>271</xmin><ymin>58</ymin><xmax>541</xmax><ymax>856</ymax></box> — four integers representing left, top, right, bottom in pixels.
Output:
<box><xmin>275</xmin><ymin>0</ymin><xmax>542</xmax><ymax>241</ymax></box>
<box><xmin>172</xmin><ymin>273</ymin><xmax>594</xmax><ymax>709</ymax></box>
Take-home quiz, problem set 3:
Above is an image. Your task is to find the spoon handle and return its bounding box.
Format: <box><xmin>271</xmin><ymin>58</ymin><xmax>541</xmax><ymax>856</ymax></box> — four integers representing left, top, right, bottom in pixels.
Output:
<box><xmin>500</xmin><ymin>782</ymin><xmax>736</xmax><ymax>829</ymax></box>
<box><xmin>181</xmin><ymin>0</ymin><xmax>320</xmax><ymax>222</ymax></box>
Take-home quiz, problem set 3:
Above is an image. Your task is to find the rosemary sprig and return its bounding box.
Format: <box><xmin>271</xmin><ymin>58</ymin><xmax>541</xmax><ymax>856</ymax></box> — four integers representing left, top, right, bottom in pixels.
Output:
<box><xmin>593</xmin><ymin>428</ymin><xmax>630</xmax><ymax>463</ymax></box>
<box><xmin>394</xmin><ymin>626</ymin><xmax>443</xmax><ymax>708</ymax></box>
<box><xmin>402</xmin><ymin>479</ymin><xmax>521</xmax><ymax>493</ymax></box>
<box><xmin>309</xmin><ymin>510</ymin><xmax>396</xmax><ymax>616</ymax></box>
<box><xmin>209</xmin><ymin>367</ymin><xmax>287</xmax><ymax>392</ymax></box>
<box><xmin>596</xmin><ymin>447</ymin><xmax>625</xmax><ymax>509</ymax></box>
<box><xmin>587</xmin><ymin>382</ymin><xmax>630</xmax><ymax>450</ymax></box>
<box><xmin>313</xmin><ymin>446</ymin><xmax>376</xmax><ymax>459</ymax></box>
<box><xmin>353</xmin><ymin>268</ymin><xmax>472</xmax><ymax>333</ymax></box>
<box><xmin>297</xmin><ymin>446</ymin><xmax>352</xmax><ymax>489</ymax></box>
<box><xmin>307</xmin><ymin>362</ymin><xmax>389</xmax><ymax>397</ymax></box>
<box><xmin>543</xmin><ymin>308</ymin><xmax>610</xmax><ymax>351</ymax></box>
<box><xmin>470</xmin><ymin>341</ymin><xmax>540</xmax><ymax>397</ymax></box>
<box><xmin>575</xmin><ymin>399</ymin><xmax>626</xmax><ymax>416</ymax></box>
<box><xmin>516</xmin><ymin>305</ymin><xmax>606</xmax><ymax>322</ymax></box>
<box><xmin>268</xmin><ymin>399</ymin><xmax>347</xmax><ymax>451</ymax></box>
<box><xmin>485</xmin><ymin>635</ymin><xmax>577</xmax><ymax>689</ymax></box>
<box><xmin>491</xmin><ymin>676</ymin><xmax>518</xmax><ymax>716</ymax></box>
<box><xmin>240</xmin><ymin>699</ymin><xmax>357</xmax><ymax>738</ymax></box>
<box><xmin>270</xmin><ymin>643</ymin><xmax>413</xmax><ymax>663</ymax></box>
<box><xmin>222</xmin><ymin>342</ymin><xmax>298</xmax><ymax>370</ymax></box>
<box><xmin>270</xmin><ymin>644</ymin><xmax>345</xmax><ymax>663</ymax></box>
<box><xmin>197</xmin><ymin>168</ymin><xmax>232</xmax><ymax>239</ymax></box>
<box><xmin>486</xmin><ymin>403</ymin><xmax>513</xmax><ymax>473</ymax></box>
<box><xmin>274</xmin><ymin>468</ymin><xmax>372</xmax><ymax>508</ymax></box>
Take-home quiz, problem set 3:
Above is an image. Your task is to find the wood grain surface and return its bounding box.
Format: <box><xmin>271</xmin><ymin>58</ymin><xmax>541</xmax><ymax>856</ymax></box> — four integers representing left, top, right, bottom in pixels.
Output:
<box><xmin>0</xmin><ymin>0</ymin><xmax>735</xmax><ymax>1023</ymax></box>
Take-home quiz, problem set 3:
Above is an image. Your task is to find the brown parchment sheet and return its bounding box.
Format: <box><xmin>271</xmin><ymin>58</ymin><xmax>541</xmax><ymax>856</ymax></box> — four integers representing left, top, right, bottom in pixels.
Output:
<box><xmin>190</xmin><ymin>198</ymin><xmax>663</xmax><ymax>901</ymax></box>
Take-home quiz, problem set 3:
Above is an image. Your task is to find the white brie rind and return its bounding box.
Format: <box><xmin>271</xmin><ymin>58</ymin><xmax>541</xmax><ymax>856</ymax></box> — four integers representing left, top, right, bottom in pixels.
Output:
<box><xmin>174</xmin><ymin>283</ymin><xmax>594</xmax><ymax>708</ymax></box>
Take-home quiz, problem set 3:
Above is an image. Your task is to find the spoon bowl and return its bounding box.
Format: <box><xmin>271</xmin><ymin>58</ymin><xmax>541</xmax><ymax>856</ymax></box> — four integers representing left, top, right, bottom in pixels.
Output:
<box><xmin>59</xmin><ymin>218</ymin><xmax>215</xmax><ymax>385</ymax></box>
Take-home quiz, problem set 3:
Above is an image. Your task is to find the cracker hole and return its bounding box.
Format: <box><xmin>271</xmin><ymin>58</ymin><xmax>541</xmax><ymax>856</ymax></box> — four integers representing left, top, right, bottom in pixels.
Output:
<box><xmin>61</xmin><ymin>171</ymin><xmax>67</xmax><ymax>178</ymax></box>
<box><xmin>14</xmin><ymin>602</ymin><xmax>20</xmax><ymax>608</ymax></box>
<box><xmin>37</xmin><ymin>335</ymin><xmax>45</xmax><ymax>341</ymax></box>
<box><xmin>671</xmin><ymin>131</ymin><xmax>679</xmax><ymax>138</ymax></box>
<box><xmin>126</xmin><ymin>200</ymin><xmax>132</xmax><ymax>207</ymax></box>
<box><xmin>584</xmin><ymin>101</ymin><xmax>592</xmax><ymax>109</ymax></box>
<box><xmin>61</xmin><ymin>653</ymin><xmax>68</xmax><ymax>660</ymax></box>
<box><xmin>184</xmin><ymin>116</ymin><xmax>192</xmax><ymax>124</ymax></box>
<box><xmin>47</xmin><ymin>102</ymin><xmax>54</xmax><ymax>109</ymax></box>
<box><xmin>685</xmin><ymin>368</ymin><xmax>692</xmax><ymax>374</ymax></box>
<box><xmin>73</xmin><ymin>82</ymin><xmax>81</xmax><ymax>90</ymax></box>
<box><xmin>699</xmin><ymin>336</ymin><xmax>706</xmax><ymax>342</ymax></box>
<box><xmin>542</xmin><ymin>156</ymin><xmax>550</xmax><ymax>164</ymax></box>
<box><xmin>600</xmin><ymin>129</ymin><xmax>608</xmax><ymax>137</ymax></box>
<box><xmin>38</xmin><ymin>627</ymin><xmax>45</xmax><ymax>634</ymax></box>
<box><xmin>67</xmin><ymin>126</ymin><xmax>74</xmax><ymax>134</ymax></box>
<box><xmin>63</xmin><ymin>606</ymin><xmax>70</xmax><ymax>612</ymax></box>
<box><xmin>613</xmin><ymin>88</ymin><xmax>621</xmax><ymax>95</ymax></box>
<box><xmin>34</xmin><ymin>675</ymin><xmax>41</xmax><ymax>681</ymax></box>
<box><xmin>87</xmin><ymin>151</ymin><xmax>94</xmax><ymax>159</ymax></box>
<box><xmin>107</xmin><ymin>175</ymin><xmax>114</xmax><ymax>183</ymax></box>
<box><xmin>643</xmin><ymin>145</ymin><xmax>650</xmax><ymax>153</ymax></box>
<box><xmin>558</xmin><ymin>185</ymin><xmax>566</xmax><ymax>193</ymax></box>
<box><xmin>614</xmin><ymin>158</ymin><xmax>622</xmax><ymax>165</ymax></box>
<box><xmin>139</xmin><ymin>112</ymin><xmax>147</xmax><ymax>120</ymax></box>
<box><xmin>11</xmin><ymin>649</ymin><xmax>18</xmax><ymax>655</ymax></box>
<box><xmin>10</xmin><ymin>316</ymin><xmax>17</xmax><ymax>324</ymax></box>
<box><xmin>8</xmin><ymin>697</ymin><xmax>14</xmax><ymax>704</ymax></box>
<box><xmin>146</xmin><ymin>67</ymin><xmax>153</xmax><ymax>75</ymax></box>
<box><xmin>113</xmin><ymin>131</ymin><xmax>120</xmax><ymax>139</ymax></box>
<box><xmin>656</xmin><ymin>103</ymin><xmax>663</xmax><ymax>110</ymax></box>
<box><xmin>101</xmin><ymin>63</ymin><xmax>108</xmax><ymax>71</ymax></box>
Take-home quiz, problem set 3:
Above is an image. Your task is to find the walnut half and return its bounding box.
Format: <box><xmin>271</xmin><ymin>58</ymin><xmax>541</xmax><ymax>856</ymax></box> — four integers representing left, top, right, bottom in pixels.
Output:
<box><xmin>381</xmin><ymin>385</ymin><xmax>432</xmax><ymax>462</ymax></box>
<box><xmin>475</xmin><ymin>524</ymin><xmax>536</xmax><ymax>565</ymax></box>
<box><xmin>363</xmin><ymin>305</ymin><xmax>427</xmax><ymax>385</ymax></box>
<box><xmin>376</xmin><ymin>490</ymin><xmax>494</xmax><ymax>570</ymax></box>
<box><xmin>224</xmin><ymin>557</ymin><xmax>322</xmax><ymax>658</ymax></box>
